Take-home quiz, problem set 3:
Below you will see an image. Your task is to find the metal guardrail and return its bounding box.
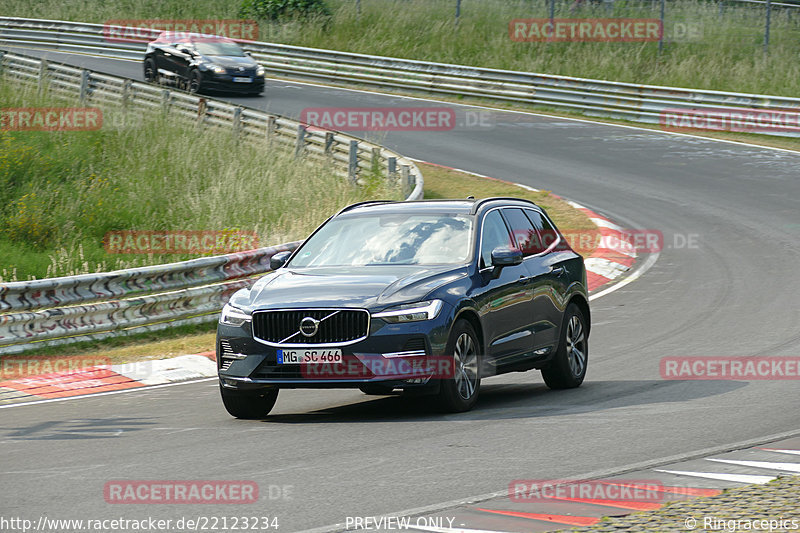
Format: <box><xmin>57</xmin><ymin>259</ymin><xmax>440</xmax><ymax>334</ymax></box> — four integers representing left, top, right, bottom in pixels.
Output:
<box><xmin>0</xmin><ymin>49</ymin><xmax>423</xmax><ymax>354</ymax></box>
<box><xmin>2</xmin><ymin>16</ymin><xmax>800</xmax><ymax>137</ymax></box>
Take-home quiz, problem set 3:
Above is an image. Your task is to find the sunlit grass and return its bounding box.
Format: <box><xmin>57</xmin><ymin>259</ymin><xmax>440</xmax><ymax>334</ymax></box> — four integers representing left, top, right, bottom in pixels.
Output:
<box><xmin>0</xmin><ymin>80</ymin><xmax>402</xmax><ymax>281</ymax></box>
<box><xmin>2</xmin><ymin>0</ymin><xmax>798</xmax><ymax>95</ymax></box>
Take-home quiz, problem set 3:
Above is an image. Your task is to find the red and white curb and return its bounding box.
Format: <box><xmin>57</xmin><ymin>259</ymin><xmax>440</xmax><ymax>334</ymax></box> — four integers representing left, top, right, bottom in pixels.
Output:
<box><xmin>562</xmin><ymin>199</ymin><xmax>637</xmax><ymax>292</ymax></box>
<box><xmin>0</xmin><ymin>352</ymin><xmax>217</xmax><ymax>405</ymax></box>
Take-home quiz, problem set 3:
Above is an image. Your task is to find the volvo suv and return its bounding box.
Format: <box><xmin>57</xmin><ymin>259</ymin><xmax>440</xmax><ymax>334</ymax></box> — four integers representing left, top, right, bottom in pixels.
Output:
<box><xmin>217</xmin><ymin>198</ymin><xmax>590</xmax><ymax>417</ymax></box>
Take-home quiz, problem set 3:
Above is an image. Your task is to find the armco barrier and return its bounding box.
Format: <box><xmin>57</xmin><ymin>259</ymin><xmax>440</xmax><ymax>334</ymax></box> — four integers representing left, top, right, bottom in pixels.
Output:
<box><xmin>0</xmin><ymin>49</ymin><xmax>423</xmax><ymax>354</ymax></box>
<box><xmin>2</xmin><ymin>16</ymin><xmax>800</xmax><ymax>136</ymax></box>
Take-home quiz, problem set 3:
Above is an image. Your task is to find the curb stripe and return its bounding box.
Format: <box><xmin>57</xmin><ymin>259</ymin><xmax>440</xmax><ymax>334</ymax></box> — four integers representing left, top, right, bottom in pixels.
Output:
<box><xmin>475</xmin><ymin>508</ymin><xmax>600</xmax><ymax>527</ymax></box>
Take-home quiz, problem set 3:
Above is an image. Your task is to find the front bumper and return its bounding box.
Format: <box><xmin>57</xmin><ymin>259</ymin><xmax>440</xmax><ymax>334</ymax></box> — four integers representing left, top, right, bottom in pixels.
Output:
<box><xmin>202</xmin><ymin>74</ymin><xmax>265</xmax><ymax>93</ymax></box>
<box><xmin>217</xmin><ymin>306</ymin><xmax>454</xmax><ymax>390</ymax></box>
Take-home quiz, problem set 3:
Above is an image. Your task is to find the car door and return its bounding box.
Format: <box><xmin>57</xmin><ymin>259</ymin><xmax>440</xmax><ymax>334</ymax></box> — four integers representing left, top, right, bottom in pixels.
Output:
<box><xmin>471</xmin><ymin>209</ymin><xmax>537</xmax><ymax>372</ymax></box>
<box><xmin>500</xmin><ymin>208</ymin><xmax>559</xmax><ymax>355</ymax></box>
<box><xmin>521</xmin><ymin>208</ymin><xmax>569</xmax><ymax>351</ymax></box>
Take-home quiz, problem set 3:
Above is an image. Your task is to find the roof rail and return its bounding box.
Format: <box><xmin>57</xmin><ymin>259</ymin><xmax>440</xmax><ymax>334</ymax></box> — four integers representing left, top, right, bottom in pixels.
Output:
<box><xmin>470</xmin><ymin>197</ymin><xmax>538</xmax><ymax>214</ymax></box>
<box><xmin>336</xmin><ymin>200</ymin><xmax>396</xmax><ymax>215</ymax></box>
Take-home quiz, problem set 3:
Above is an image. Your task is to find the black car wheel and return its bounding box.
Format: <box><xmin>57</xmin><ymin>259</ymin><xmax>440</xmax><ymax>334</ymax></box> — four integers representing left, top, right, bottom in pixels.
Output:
<box><xmin>438</xmin><ymin>319</ymin><xmax>481</xmax><ymax>412</ymax></box>
<box><xmin>188</xmin><ymin>70</ymin><xmax>202</xmax><ymax>93</ymax></box>
<box><xmin>541</xmin><ymin>303</ymin><xmax>588</xmax><ymax>389</ymax></box>
<box><xmin>144</xmin><ymin>59</ymin><xmax>158</xmax><ymax>84</ymax></box>
<box><xmin>220</xmin><ymin>385</ymin><xmax>278</xmax><ymax>419</ymax></box>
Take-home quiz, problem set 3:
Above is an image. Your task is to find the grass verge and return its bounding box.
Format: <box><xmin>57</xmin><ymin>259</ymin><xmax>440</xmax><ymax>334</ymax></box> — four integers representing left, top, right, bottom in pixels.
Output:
<box><xmin>0</xmin><ymin>79</ymin><xmax>402</xmax><ymax>282</ymax></box>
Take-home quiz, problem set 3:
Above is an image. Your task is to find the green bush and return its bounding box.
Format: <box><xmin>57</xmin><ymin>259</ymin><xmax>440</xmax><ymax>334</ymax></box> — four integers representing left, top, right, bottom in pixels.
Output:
<box><xmin>239</xmin><ymin>0</ymin><xmax>331</xmax><ymax>22</ymax></box>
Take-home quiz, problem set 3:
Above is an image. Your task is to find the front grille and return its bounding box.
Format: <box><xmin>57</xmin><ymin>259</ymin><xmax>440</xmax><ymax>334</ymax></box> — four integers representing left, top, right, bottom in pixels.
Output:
<box><xmin>252</xmin><ymin>309</ymin><xmax>369</xmax><ymax>346</ymax></box>
<box><xmin>227</xmin><ymin>67</ymin><xmax>256</xmax><ymax>76</ymax></box>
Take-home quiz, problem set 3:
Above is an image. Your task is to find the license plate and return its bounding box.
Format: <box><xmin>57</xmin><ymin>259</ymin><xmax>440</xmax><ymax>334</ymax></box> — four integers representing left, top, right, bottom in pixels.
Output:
<box><xmin>233</xmin><ymin>77</ymin><xmax>252</xmax><ymax>83</ymax></box>
<box><xmin>277</xmin><ymin>349</ymin><xmax>342</xmax><ymax>364</ymax></box>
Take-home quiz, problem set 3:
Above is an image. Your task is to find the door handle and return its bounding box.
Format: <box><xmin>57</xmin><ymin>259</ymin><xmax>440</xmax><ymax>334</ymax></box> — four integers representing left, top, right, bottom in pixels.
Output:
<box><xmin>551</xmin><ymin>266</ymin><xmax>567</xmax><ymax>277</ymax></box>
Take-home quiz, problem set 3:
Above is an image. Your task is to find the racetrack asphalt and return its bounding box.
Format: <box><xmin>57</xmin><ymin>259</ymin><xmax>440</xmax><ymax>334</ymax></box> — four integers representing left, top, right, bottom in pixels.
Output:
<box><xmin>1</xmin><ymin>48</ymin><xmax>799</xmax><ymax>532</ymax></box>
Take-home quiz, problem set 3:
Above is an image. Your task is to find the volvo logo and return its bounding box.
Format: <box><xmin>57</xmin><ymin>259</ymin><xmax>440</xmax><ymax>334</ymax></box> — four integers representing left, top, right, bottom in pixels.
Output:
<box><xmin>299</xmin><ymin>317</ymin><xmax>320</xmax><ymax>337</ymax></box>
<box><xmin>238</xmin><ymin>66</ymin><xmax>245</xmax><ymax>71</ymax></box>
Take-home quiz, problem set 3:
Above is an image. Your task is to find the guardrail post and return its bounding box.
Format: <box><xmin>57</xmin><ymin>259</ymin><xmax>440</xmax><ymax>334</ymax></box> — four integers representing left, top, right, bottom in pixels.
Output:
<box><xmin>38</xmin><ymin>59</ymin><xmax>48</xmax><ymax>95</ymax></box>
<box><xmin>348</xmin><ymin>140</ymin><xmax>359</xmax><ymax>182</ymax></box>
<box><xmin>233</xmin><ymin>106</ymin><xmax>243</xmax><ymax>140</ymax></box>
<box><xmin>161</xmin><ymin>89</ymin><xmax>170</xmax><ymax>115</ymax></box>
<box><xmin>121</xmin><ymin>79</ymin><xmax>132</xmax><ymax>109</ymax></box>
<box><xmin>266</xmin><ymin>115</ymin><xmax>276</xmax><ymax>144</ymax></box>
<box><xmin>295</xmin><ymin>124</ymin><xmax>307</xmax><ymax>157</ymax></box>
<box><xmin>764</xmin><ymin>0</ymin><xmax>772</xmax><ymax>54</ymax></box>
<box><xmin>387</xmin><ymin>157</ymin><xmax>397</xmax><ymax>180</ymax></box>
<box><xmin>324</xmin><ymin>132</ymin><xmax>334</xmax><ymax>156</ymax></box>
<box><xmin>79</xmin><ymin>69</ymin><xmax>90</xmax><ymax>105</ymax></box>
<box><xmin>371</xmin><ymin>147</ymin><xmax>381</xmax><ymax>174</ymax></box>
<box><xmin>0</xmin><ymin>51</ymin><xmax>5</xmax><ymax>78</ymax></box>
<box><xmin>401</xmin><ymin>165</ymin><xmax>410</xmax><ymax>195</ymax></box>
<box><xmin>658</xmin><ymin>0</ymin><xmax>665</xmax><ymax>54</ymax></box>
<box><xmin>197</xmin><ymin>98</ymin><xmax>207</xmax><ymax>127</ymax></box>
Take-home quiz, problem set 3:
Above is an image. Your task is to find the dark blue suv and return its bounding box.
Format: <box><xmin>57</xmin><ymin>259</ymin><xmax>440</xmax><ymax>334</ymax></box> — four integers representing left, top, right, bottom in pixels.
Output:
<box><xmin>217</xmin><ymin>198</ymin><xmax>590</xmax><ymax>417</ymax></box>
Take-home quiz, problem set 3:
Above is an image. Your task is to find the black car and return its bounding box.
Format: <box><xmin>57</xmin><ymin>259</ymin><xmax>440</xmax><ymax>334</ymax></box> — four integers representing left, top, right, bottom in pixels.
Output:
<box><xmin>143</xmin><ymin>32</ymin><xmax>265</xmax><ymax>95</ymax></box>
<box><xmin>217</xmin><ymin>198</ymin><xmax>590</xmax><ymax>417</ymax></box>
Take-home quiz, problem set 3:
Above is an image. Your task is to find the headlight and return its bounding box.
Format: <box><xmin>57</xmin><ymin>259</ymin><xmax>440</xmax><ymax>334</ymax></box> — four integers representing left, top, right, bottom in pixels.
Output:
<box><xmin>219</xmin><ymin>304</ymin><xmax>251</xmax><ymax>326</ymax></box>
<box><xmin>256</xmin><ymin>66</ymin><xmax>266</xmax><ymax>77</ymax></box>
<box><xmin>209</xmin><ymin>64</ymin><xmax>226</xmax><ymax>75</ymax></box>
<box><xmin>372</xmin><ymin>300</ymin><xmax>443</xmax><ymax>323</ymax></box>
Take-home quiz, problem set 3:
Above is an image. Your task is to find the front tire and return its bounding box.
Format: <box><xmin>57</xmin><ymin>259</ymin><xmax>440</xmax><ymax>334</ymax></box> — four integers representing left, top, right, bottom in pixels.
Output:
<box><xmin>541</xmin><ymin>303</ymin><xmax>588</xmax><ymax>389</ymax></box>
<box><xmin>220</xmin><ymin>385</ymin><xmax>278</xmax><ymax>419</ymax></box>
<box><xmin>188</xmin><ymin>70</ymin><xmax>202</xmax><ymax>94</ymax></box>
<box><xmin>438</xmin><ymin>319</ymin><xmax>481</xmax><ymax>412</ymax></box>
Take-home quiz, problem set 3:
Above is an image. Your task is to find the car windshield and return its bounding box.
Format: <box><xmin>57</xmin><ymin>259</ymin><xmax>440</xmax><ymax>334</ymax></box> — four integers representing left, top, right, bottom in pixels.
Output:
<box><xmin>193</xmin><ymin>41</ymin><xmax>245</xmax><ymax>57</ymax></box>
<box><xmin>289</xmin><ymin>212</ymin><xmax>473</xmax><ymax>267</ymax></box>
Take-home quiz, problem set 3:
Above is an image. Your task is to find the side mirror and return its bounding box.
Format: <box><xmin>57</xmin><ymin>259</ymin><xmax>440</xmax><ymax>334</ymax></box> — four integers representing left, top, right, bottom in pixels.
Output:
<box><xmin>244</xmin><ymin>51</ymin><xmax>253</xmax><ymax>57</ymax></box>
<box><xmin>489</xmin><ymin>247</ymin><xmax>522</xmax><ymax>278</ymax></box>
<box><xmin>491</xmin><ymin>247</ymin><xmax>523</xmax><ymax>267</ymax></box>
<box><xmin>270</xmin><ymin>251</ymin><xmax>292</xmax><ymax>270</ymax></box>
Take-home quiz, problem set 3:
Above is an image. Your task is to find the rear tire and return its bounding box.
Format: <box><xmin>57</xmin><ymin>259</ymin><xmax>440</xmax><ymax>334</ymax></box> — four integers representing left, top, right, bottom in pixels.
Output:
<box><xmin>144</xmin><ymin>59</ymin><xmax>158</xmax><ymax>84</ymax></box>
<box><xmin>437</xmin><ymin>319</ymin><xmax>481</xmax><ymax>412</ymax></box>
<box><xmin>220</xmin><ymin>385</ymin><xmax>278</xmax><ymax>419</ymax></box>
<box><xmin>541</xmin><ymin>303</ymin><xmax>588</xmax><ymax>389</ymax></box>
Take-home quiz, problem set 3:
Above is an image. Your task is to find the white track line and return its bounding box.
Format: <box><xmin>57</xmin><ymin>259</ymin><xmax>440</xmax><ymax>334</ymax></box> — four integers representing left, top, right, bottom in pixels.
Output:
<box><xmin>654</xmin><ymin>469</ymin><xmax>775</xmax><ymax>484</ymax></box>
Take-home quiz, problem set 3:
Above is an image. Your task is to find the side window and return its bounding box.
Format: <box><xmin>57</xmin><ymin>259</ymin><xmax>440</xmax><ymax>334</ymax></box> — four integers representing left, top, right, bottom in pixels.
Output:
<box><xmin>524</xmin><ymin>209</ymin><xmax>559</xmax><ymax>251</ymax></box>
<box><xmin>480</xmin><ymin>210</ymin><xmax>514</xmax><ymax>269</ymax></box>
<box><xmin>503</xmin><ymin>208</ymin><xmax>545</xmax><ymax>256</ymax></box>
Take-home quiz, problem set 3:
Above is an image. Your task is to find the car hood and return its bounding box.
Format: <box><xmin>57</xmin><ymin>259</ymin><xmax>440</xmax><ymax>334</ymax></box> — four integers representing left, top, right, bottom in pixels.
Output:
<box><xmin>234</xmin><ymin>265</ymin><xmax>468</xmax><ymax>311</ymax></box>
<box><xmin>206</xmin><ymin>55</ymin><xmax>258</xmax><ymax>68</ymax></box>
